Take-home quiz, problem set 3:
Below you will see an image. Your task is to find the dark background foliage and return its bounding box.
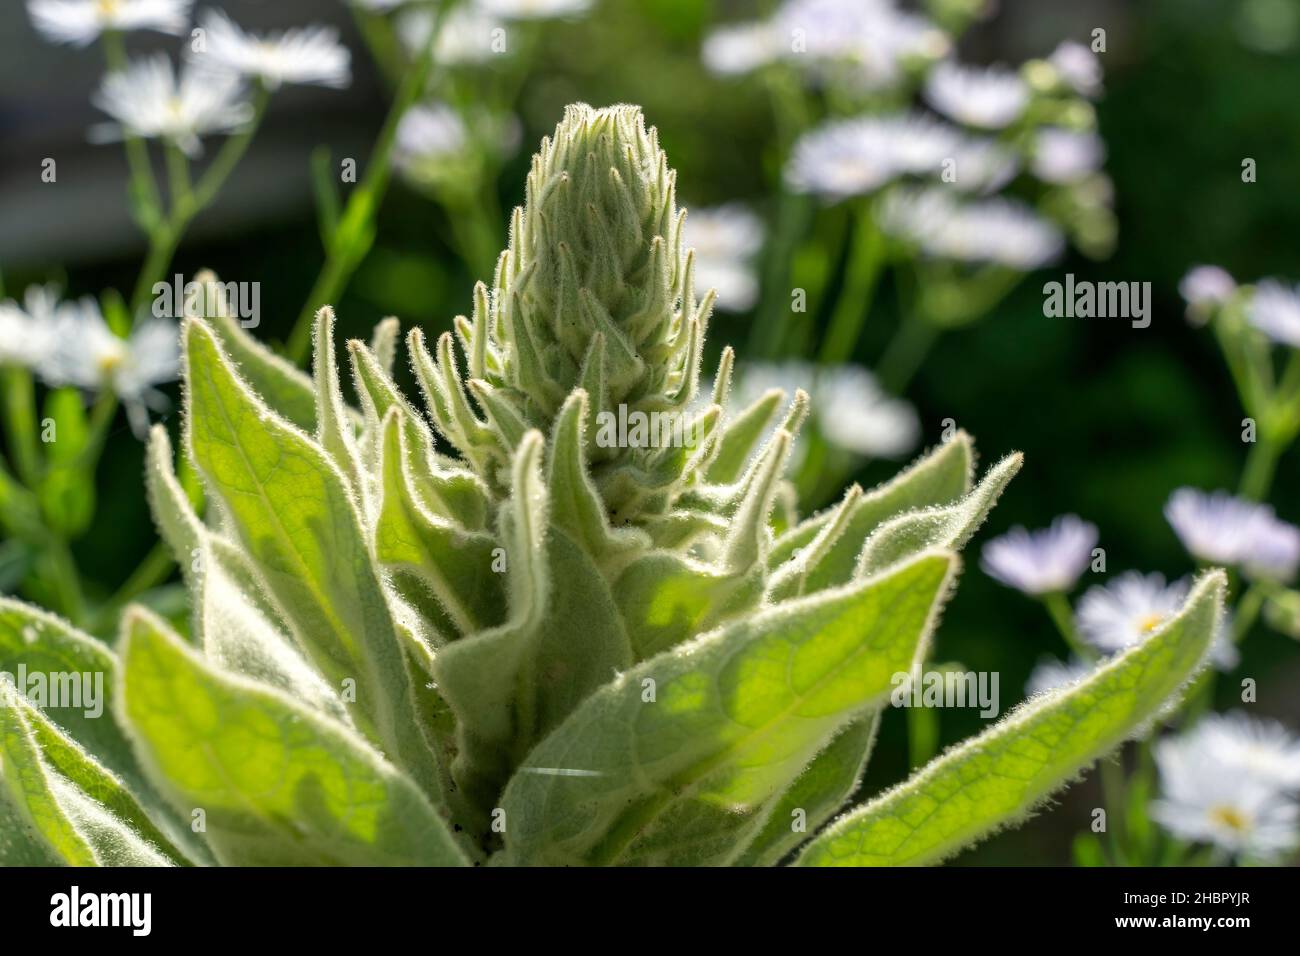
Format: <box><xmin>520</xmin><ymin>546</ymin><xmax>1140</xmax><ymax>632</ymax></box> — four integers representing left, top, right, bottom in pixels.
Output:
<box><xmin>2</xmin><ymin>0</ymin><xmax>1298</xmax><ymax>863</ymax></box>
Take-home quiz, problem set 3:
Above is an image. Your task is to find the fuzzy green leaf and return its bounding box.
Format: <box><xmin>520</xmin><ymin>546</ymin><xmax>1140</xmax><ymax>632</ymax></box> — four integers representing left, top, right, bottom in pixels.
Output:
<box><xmin>768</xmin><ymin>433</ymin><xmax>974</xmax><ymax>586</ymax></box>
<box><xmin>854</xmin><ymin>452</ymin><xmax>1022</xmax><ymax>578</ymax></box>
<box><xmin>206</xmin><ymin>311</ymin><xmax>318</xmax><ymax>432</ymax></box>
<box><xmin>0</xmin><ymin>686</ymin><xmax>187</xmax><ymax>866</ymax></box>
<box><xmin>119</xmin><ymin>607</ymin><xmax>468</xmax><ymax>866</ymax></box>
<box><xmin>182</xmin><ymin>319</ymin><xmax>437</xmax><ymax>787</ymax></box>
<box><xmin>375</xmin><ymin>410</ymin><xmax>504</xmax><ymax>638</ymax></box>
<box><xmin>795</xmin><ymin>571</ymin><xmax>1225</xmax><ymax>867</ymax></box>
<box><xmin>613</xmin><ymin>552</ymin><xmax>760</xmax><ymax>660</ymax></box>
<box><xmin>434</xmin><ymin>434</ymin><xmax>634</xmax><ymax>812</ymax></box>
<box><xmin>734</xmin><ymin>714</ymin><xmax>879</xmax><ymax>866</ymax></box>
<box><xmin>0</xmin><ymin>598</ymin><xmax>134</xmax><ymax>782</ymax></box>
<box><xmin>501</xmin><ymin>551</ymin><xmax>957</xmax><ymax>865</ymax></box>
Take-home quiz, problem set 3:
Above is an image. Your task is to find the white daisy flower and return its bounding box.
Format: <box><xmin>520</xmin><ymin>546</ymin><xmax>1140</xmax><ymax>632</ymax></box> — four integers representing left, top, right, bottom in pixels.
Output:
<box><xmin>980</xmin><ymin>514</ymin><xmax>1098</xmax><ymax>596</ymax></box>
<box><xmin>924</xmin><ymin>61</ymin><xmax>1030</xmax><ymax>130</ymax></box>
<box><xmin>1196</xmin><ymin>712</ymin><xmax>1300</xmax><ymax>790</ymax></box>
<box><xmin>90</xmin><ymin>54</ymin><xmax>252</xmax><ymax>157</ymax></box>
<box><xmin>395</xmin><ymin>102</ymin><xmax>469</xmax><ymax>166</ymax></box>
<box><xmin>476</xmin><ymin>0</ymin><xmax>592</xmax><ymax>19</ymax></box>
<box><xmin>1075</xmin><ymin>571</ymin><xmax>1237</xmax><ymax>670</ymax></box>
<box><xmin>814</xmin><ymin>365</ymin><xmax>919</xmax><ymax>459</ymax></box>
<box><xmin>1025</xmin><ymin>655</ymin><xmax>1094</xmax><ymax>697</ymax></box>
<box><xmin>1031</xmin><ymin>128</ymin><xmax>1105</xmax><ymax>184</ymax></box>
<box><xmin>1047</xmin><ymin>40</ymin><xmax>1103</xmax><ymax>98</ymax></box>
<box><xmin>348</xmin><ymin>0</ymin><xmax>411</xmax><ymax>11</ymax></box>
<box><xmin>1248</xmin><ymin>279</ymin><xmax>1300</xmax><ymax>347</ymax></box>
<box><xmin>1242</xmin><ymin>511</ymin><xmax>1300</xmax><ymax>582</ymax></box>
<box><xmin>1152</xmin><ymin>722</ymin><xmax>1300</xmax><ymax>860</ymax></box>
<box><xmin>0</xmin><ymin>285</ymin><xmax>68</xmax><ymax>373</ymax></box>
<box><xmin>702</xmin><ymin>21</ymin><xmax>783</xmax><ymax>76</ymax></box>
<box><xmin>683</xmin><ymin>204</ymin><xmax>765</xmax><ymax>312</ymax></box>
<box><xmin>400</xmin><ymin>5</ymin><xmax>504</xmax><ymax>65</ymax></box>
<box><xmin>879</xmin><ymin>187</ymin><xmax>1064</xmax><ymax>270</ymax></box>
<box><xmin>43</xmin><ymin>302</ymin><xmax>180</xmax><ymax>438</ymax></box>
<box><xmin>733</xmin><ymin>361</ymin><xmax>918</xmax><ymax>460</ymax></box>
<box><xmin>189</xmin><ymin>10</ymin><xmax>351</xmax><ymax>90</ymax></box>
<box><xmin>27</xmin><ymin>0</ymin><xmax>191</xmax><ymax>47</ymax></box>
<box><xmin>944</xmin><ymin>136</ymin><xmax>1019</xmax><ymax>194</ymax></box>
<box><xmin>1164</xmin><ymin>487</ymin><xmax>1271</xmax><ymax>566</ymax></box>
<box><xmin>786</xmin><ymin>114</ymin><xmax>961</xmax><ymax>201</ymax></box>
<box><xmin>774</xmin><ymin>0</ymin><xmax>948</xmax><ymax>90</ymax></box>
<box><xmin>732</xmin><ymin>360</ymin><xmax>816</xmax><ymax>411</ymax></box>
<box><xmin>1179</xmin><ymin>265</ymin><xmax>1236</xmax><ymax>323</ymax></box>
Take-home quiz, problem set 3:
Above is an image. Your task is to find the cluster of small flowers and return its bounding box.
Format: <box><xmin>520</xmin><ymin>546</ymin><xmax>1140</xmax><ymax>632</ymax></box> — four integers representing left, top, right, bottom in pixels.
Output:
<box><xmin>703</xmin><ymin>0</ymin><xmax>1109</xmax><ymax>272</ymax></box>
<box><xmin>1181</xmin><ymin>264</ymin><xmax>1300</xmax><ymax>346</ymax></box>
<box><xmin>702</xmin><ymin>0</ymin><xmax>948</xmax><ymax>88</ymax></box>
<box><xmin>1165</xmin><ymin>487</ymin><xmax>1300</xmax><ymax>581</ymax></box>
<box><xmin>28</xmin><ymin>1</ymin><xmax>353</xmax><ymax>156</ymax></box>
<box><xmin>1151</xmin><ymin>712</ymin><xmax>1300</xmax><ymax>861</ymax></box>
<box><xmin>385</xmin><ymin>0</ymin><xmax>592</xmax><ymax>210</ymax></box>
<box><xmin>981</xmin><ymin>515</ymin><xmax>1240</xmax><ymax>691</ymax></box>
<box><xmin>0</xmin><ymin>285</ymin><xmax>177</xmax><ymax>437</ymax></box>
<box><xmin>733</xmin><ymin>361</ymin><xmax>919</xmax><ymax>461</ymax></box>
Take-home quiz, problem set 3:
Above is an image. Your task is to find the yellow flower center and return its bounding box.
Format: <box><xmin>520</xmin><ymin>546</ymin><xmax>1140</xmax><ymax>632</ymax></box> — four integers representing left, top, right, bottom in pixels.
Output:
<box><xmin>97</xmin><ymin>342</ymin><xmax>128</xmax><ymax>376</ymax></box>
<box><xmin>96</xmin><ymin>0</ymin><xmax>122</xmax><ymax>19</ymax></box>
<box><xmin>1208</xmin><ymin>804</ymin><xmax>1249</xmax><ymax>833</ymax></box>
<box><xmin>1136</xmin><ymin>612</ymin><xmax>1165</xmax><ymax>634</ymax></box>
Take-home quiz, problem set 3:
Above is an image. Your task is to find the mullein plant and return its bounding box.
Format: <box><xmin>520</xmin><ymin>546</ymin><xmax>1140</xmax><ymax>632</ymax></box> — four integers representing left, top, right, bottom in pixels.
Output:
<box><xmin>0</xmin><ymin>104</ymin><xmax>1225</xmax><ymax>867</ymax></box>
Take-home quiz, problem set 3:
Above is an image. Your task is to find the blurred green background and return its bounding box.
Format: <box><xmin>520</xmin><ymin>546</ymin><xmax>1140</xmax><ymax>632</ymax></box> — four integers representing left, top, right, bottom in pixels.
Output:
<box><xmin>2</xmin><ymin>0</ymin><xmax>1299</xmax><ymax>863</ymax></box>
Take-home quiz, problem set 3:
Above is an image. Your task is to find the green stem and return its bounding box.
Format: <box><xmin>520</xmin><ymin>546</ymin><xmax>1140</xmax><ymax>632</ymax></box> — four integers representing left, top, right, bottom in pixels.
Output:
<box><xmin>818</xmin><ymin>206</ymin><xmax>885</xmax><ymax>365</ymax></box>
<box><xmin>1041</xmin><ymin>591</ymin><xmax>1095</xmax><ymax>662</ymax></box>
<box><xmin>907</xmin><ymin>705</ymin><xmax>940</xmax><ymax>770</ymax></box>
<box><xmin>42</xmin><ymin>536</ymin><xmax>87</xmax><ymax>626</ymax></box>
<box><xmin>1238</xmin><ymin>434</ymin><xmax>1281</xmax><ymax>502</ymax></box>
<box><xmin>165</xmin><ymin>143</ymin><xmax>192</xmax><ymax>208</ymax></box>
<box><xmin>127</xmin><ymin>86</ymin><xmax>271</xmax><ymax>319</ymax></box>
<box><xmin>877</xmin><ymin>311</ymin><xmax>939</xmax><ymax>394</ymax></box>
<box><xmin>102</xmin><ymin>541</ymin><xmax>176</xmax><ymax>620</ymax></box>
<box><xmin>128</xmin><ymin>226</ymin><xmax>182</xmax><ymax>319</ymax></box>
<box><xmin>1</xmin><ymin>367</ymin><xmax>41</xmax><ymax>486</ymax></box>
<box><xmin>101</xmin><ymin>31</ymin><xmax>163</xmax><ymax>231</ymax></box>
<box><xmin>189</xmin><ymin>86</ymin><xmax>270</xmax><ymax>213</ymax></box>
<box><xmin>286</xmin><ymin>4</ymin><xmax>452</xmax><ymax>364</ymax></box>
<box><xmin>1099</xmin><ymin>756</ymin><xmax>1126</xmax><ymax>862</ymax></box>
<box><xmin>1233</xmin><ymin>582</ymin><xmax>1267</xmax><ymax>642</ymax></box>
<box><xmin>445</xmin><ymin>188</ymin><xmax>503</xmax><ymax>279</ymax></box>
